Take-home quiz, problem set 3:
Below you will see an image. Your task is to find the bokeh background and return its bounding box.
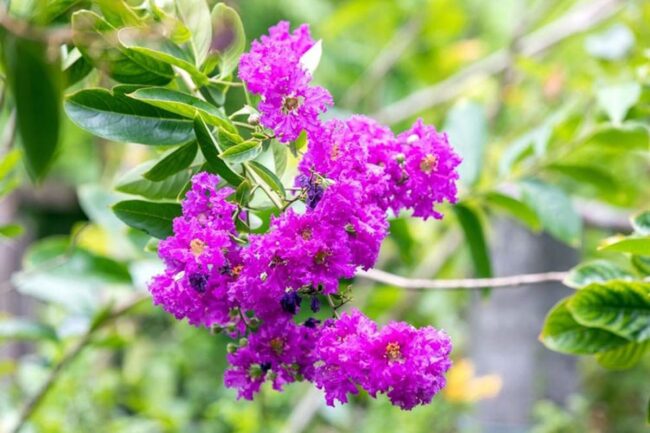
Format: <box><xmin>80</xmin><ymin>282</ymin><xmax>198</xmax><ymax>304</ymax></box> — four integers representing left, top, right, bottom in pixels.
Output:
<box><xmin>1</xmin><ymin>0</ymin><xmax>649</xmax><ymax>432</ymax></box>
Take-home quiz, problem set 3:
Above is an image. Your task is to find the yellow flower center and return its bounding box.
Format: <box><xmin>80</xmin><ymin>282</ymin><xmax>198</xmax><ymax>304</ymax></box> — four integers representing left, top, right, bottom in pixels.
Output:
<box><xmin>385</xmin><ymin>341</ymin><xmax>402</xmax><ymax>362</ymax></box>
<box><xmin>190</xmin><ymin>239</ymin><xmax>206</xmax><ymax>256</ymax></box>
<box><xmin>270</xmin><ymin>337</ymin><xmax>285</xmax><ymax>355</ymax></box>
<box><xmin>420</xmin><ymin>154</ymin><xmax>438</xmax><ymax>174</ymax></box>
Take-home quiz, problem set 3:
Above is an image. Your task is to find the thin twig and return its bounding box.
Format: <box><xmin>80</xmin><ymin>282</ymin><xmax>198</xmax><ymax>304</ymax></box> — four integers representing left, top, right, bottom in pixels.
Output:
<box><xmin>10</xmin><ymin>294</ymin><xmax>148</xmax><ymax>433</ymax></box>
<box><xmin>373</xmin><ymin>0</ymin><xmax>624</xmax><ymax>124</ymax></box>
<box><xmin>356</xmin><ymin>268</ymin><xmax>569</xmax><ymax>291</ymax></box>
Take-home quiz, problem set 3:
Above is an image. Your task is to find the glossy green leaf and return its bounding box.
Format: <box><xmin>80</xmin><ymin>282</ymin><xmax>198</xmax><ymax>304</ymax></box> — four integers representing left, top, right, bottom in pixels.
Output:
<box><xmin>118</xmin><ymin>28</ymin><xmax>208</xmax><ymax>85</ymax></box>
<box><xmin>72</xmin><ymin>10</ymin><xmax>174</xmax><ymax>85</ymax></box>
<box><xmin>175</xmin><ymin>0</ymin><xmax>212</xmax><ymax>66</ymax></box>
<box><xmin>207</xmin><ymin>3</ymin><xmax>246</xmax><ymax>77</ymax></box>
<box><xmin>599</xmin><ymin>236</ymin><xmax>650</xmax><ymax>255</ymax></box>
<box><xmin>567</xmin><ymin>281</ymin><xmax>650</xmax><ymax>341</ymax></box>
<box><xmin>65</xmin><ymin>86</ymin><xmax>194</xmax><ymax>145</ymax></box>
<box><xmin>540</xmin><ymin>299</ymin><xmax>629</xmax><ymax>355</ymax></box>
<box><xmin>0</xmin><ymin>318</ymin><xmax>58</xmax><ymax>342</ymax></box>
<box><xmin>564</xmin><ymin>260</ymin><xmax>634</xmax><ymax>289</ymax></box>
<box><xmin>271</xmin><ymin>140</ymin><xmax>288</xmax><ymax>177</ymax></box>
<box><xmin>247</xmin><ymin>161</ymin><xmax>286</xmax><ymax>198</ymax></box>
<box><xmin>596</xmin><ymin>340</ymin><xmax>649</xmax><ymax>370</ymax></box>
<box><xmin>584</xmin><ymin>123</ymin><xmax>649</xmax><ymax>151</ymax></box>
<box><xmin>632</xmin><ymin>211</ymin><xmax>650</xmax><ymax>236</ymax></box>
<box><xmin>62</xmin><ymin>47</ymin><xmax>93</xmax><ymax>87</ymax></box>
<box><xmin>220</xmin><ymin>140</ymin><xmax>262</xmax><ymax>164</ymax></box>
<box><xmin>631</xmin><ymin>255</ymin><xmax>650</xmax><ymax>276</ymax></box>
<box><xmin>96</xmin><ymin>0</ymin><xmax>142</xmax><ymax>26</ymax></box>
<box><xmin>596</xmin><ymin>82</ymin><xmax>641</xmax><ymax>125</ymax></box>
<box><xmin>0</xmin><ymin>224</ymin><xmax>24</xmax><ymax>239</ymax></box>
<box><xmin>2</xmin><ymin>34</ymin><xmax>61</xmax><ymax>180</ymax></box>
<box><xmin>116</xmin><ymin>162</ymin><xmax>194</xmax><ymax>200</ymax></box>
<box><xmin>484</xmin><ymin>191</ymin><xmax>541</xmax><ymax>231</ymax></box>
<box><xmin>193</xmin><ymin>116</ymin><xmax>243</xmax><ymax>186</ymax></box>
<box><xmin>113</xmin><ymin>200</ymin><xmax>182</xmax><ymax>239</ymax></box>
<box><xmin>234</xmin><ymin>179</ymin><xmax>252</xmax><ymax>206</ymax></box>
<box><xmin>444</xmin><ymin>101</ymin><xmax>487</xmax><ymax>185</ymax></box>
<box><xmin>13</xmin><ymin>238</ymin><xmax>132</xmax><ymax>312</ymax></box>
<box><xmin>521</xmin><ymin>180</ymin><xmax>582</xmax><ymax>246</ymax></box>
<box><xmin>128</xmin><ymin>87</ymin><xmax>234</xmax><ymax>132</ymax></box>
<box><xmin>453</xmin><ymin>203</ymin><xmax>492</xmax><ymax>291</ymax></box>
<box><xmin>144</xmin><ymin>141</ymin><xmax>198</xmax><ymax>181</ymax></box>
<box><xmin>546</xmin><ymin>163</ymin><xmax>618</xmax><ymax>195</ymax></box>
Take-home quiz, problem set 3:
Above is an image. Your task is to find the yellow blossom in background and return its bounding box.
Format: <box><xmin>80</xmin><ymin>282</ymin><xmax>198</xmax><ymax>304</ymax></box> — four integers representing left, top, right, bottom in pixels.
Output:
<box><xmin>444</xmin><ymin>358</ymin><xmax>502</xmax><ymax>403</ymax></box>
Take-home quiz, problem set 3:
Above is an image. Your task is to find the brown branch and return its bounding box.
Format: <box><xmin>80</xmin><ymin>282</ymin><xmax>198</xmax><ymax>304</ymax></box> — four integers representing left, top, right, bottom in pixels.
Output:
<box><xmin>372</xmin><ymin>0</ymin><xmax>625</xmax><ymax>124</ymax></box>
<box><xmin>10</xmin><ymin>294</ymin><xmax>148</xmax><ymax>433</ymax></box>
<box><xmin>356</xmin><ymin>268</ymin><xmax>569</xmax><ymax>291</ymax></box>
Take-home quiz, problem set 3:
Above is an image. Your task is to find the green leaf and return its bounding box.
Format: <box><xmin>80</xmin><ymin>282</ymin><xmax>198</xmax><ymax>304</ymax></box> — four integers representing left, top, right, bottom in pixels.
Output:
<box><xmin>443</xmin><ymin>101</ymin><xmax>487</xmax><ymax>185</ymax></box>
<box><xmin>631</xmin><ymin>255</ymin><xmax>650</xmax><ymax>276</ymax></box>
<box><xmin>596</xmin><ymin>340</ymin><xmax>649</xmax><ymax>370</ymax></box>
<box><xmin>96</xmin><ymin>0</ymin><xmax>142</xmax><ymax>26</ymax></box>
<box><xmin>521</xmin><ymin>180</ymin><xmax>582</xmax><ymax>246</ymax></box>
<box><xmin>193</xmin><ymin>115</ymin><xmax>243</xmax><ymax>186</ymax></box>
<box><xmin>599</xmin><ymin>236</ymin><xmax>650</xmax><ymax>255</ymax></box>
<box><xmin>247</xmin><ymin>161</ymin><xmax>286</xmax><ymax>199</ymax></box>
<box><xmin>144</xmin><ymin>141</ymin><xmax>198</xmax><ymax>181</ymax></box>
<box><xmin>632</xmin><ymin>211</ymin><xmax>650</xmax><ymax>236</ymax></box>
<box><xmin>220</xmin><ymin>140</ymin><xmax>262</xmax><ymax>164</ymax></box>
<box><xmin>234</xmin><ymin>179</ymin><xmax>252</xmax><ymax>206</ymax></box>
<box><xmin>62</xmin><ymin>47</ymin><xmax>93</xmax><ymax>87</ymax></box>
<box><xmin>118</xmin><ymin>28</ymin><xmax>208</xmax><ymax>85</ymax></box>
<box><xmin>546</xmin><ymin>163</ymin><xmax>618</xmax><ymax>195</ymax></box>
<box><xmin>113</xmin><ymin>200</ymin><xmax>182</xmax><ymax>239</ymax></box>
<box><xmin>116</xmin><ymin>162</ymin><xmax>194</xmax><ymax>201</ymax></box>
<box><xmin>0</xmin><ymin>318</ymin><xmax>58</xmax><ymax>342</ymax></box>
<box><xmin>271</xmin><ymin>140</ymin><xmax>288</xmax><ymax>177</ymax></box>
<box><xmin>568</xmin><ymin>281</ymin><xmax>650</xmax><ymax>342</ymax></box>
<box><xmin>564</xmin><ymin>260</ymin><xmax>635</xmax><ymax>289</ymax></box>
<box><xmin>0</xmin><ymin>224</ymin><xmax>24</xmax><ymax>239</ymax></box>
<box><xmin>64</xmin><ymin>86</ymin><xmax>194</xmax><ymax>145</ymax></box>
<box><xmin>596</xmin><ymin>82</ymin><xmax>641</xmax><ymax>125</ymax></box>
<box><xmin>584</xmin><ymin>123</ymin><xmax>649</xmax><ymax>151</ymax></box>
<box><xmin>540</xmin><ymin>298</ymin><xmax>629</xmax><ymax>355</ymax></box>
<box><xmin>207</xmin><ymin>3</ymin><xmax>246</xmax><ymax>77</ymax></box>
<box><xmin>175</xmin><ymin>0</ymin><xmax>212</xmax><ymax>66</ymax></box>
<box><xmin>128</xmin><ymin>87</ymin><xmax>234</xmax><ymax>132</ymax></box>
<box><xmin>1</xmin><ymin>33</ymin><xmax>61</xmax><ymax>180</ymax></box>
<box><xmin>71</xmin><ymin>10</ymin><xmax>174</xmax><ymax>85</ymax></box>
<box><xmin>453</xmin><ymin>203</ymin><xmax>492</xmax><ymax>291</ymax></box>
<box><xmin>13</xmin><ymin>238</ymin><xmax>132</xmax><ymax>313</ymax></box>
<box><xmin>484</xmin><ymin>191</ymin><xmax>541</xmax><ymax>231</ymax></box>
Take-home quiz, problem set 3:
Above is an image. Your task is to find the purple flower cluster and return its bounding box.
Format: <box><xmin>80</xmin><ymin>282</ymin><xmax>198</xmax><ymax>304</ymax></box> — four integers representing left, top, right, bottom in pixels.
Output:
<box><xmin>150</xmin><ymin>21</ymin><xmax>461</xmax><ymax>410</ymax></box>
<box><xmin>238</xmin><ymin>21</ymin><xmax>333</xmax><ymax>143</ymax></box>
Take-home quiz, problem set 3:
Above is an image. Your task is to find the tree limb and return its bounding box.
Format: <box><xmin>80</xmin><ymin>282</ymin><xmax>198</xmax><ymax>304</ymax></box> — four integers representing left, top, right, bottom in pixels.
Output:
<box><xmin>372</xmin><ymin>0</ymin><xmax>624</xmax><ymax>124</ymax></box>
<box><xmin>356</xmin><ymin>268</ymin><xmax>569</xmax><ymax>290</ymax></box>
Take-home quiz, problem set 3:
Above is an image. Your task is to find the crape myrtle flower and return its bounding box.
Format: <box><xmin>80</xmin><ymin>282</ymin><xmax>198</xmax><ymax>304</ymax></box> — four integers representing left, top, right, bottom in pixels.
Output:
<box><xmin>224</xmin><ymin>317</ymin><xmax>318</xmax><ymax>399</ymax></box>
<box><xmin>239</xmin><ymin>21</ymin><xmax>332</xmax><ymax>142</ymax></box>
<box><xmin>149</xmin><ymin>173</ymin><xmax>243</xmax><ymax>329</ymax></box>
<box><xmin>312</xmin><ymin>310</ymin><xmax>452</xmax><ymax>410</ymax></box>
<box><xmin>150</xmin><ymin>19</ymin><xmax>461</xmax><ymax>411</ymax></box>
<box><xmin>364</xmin><ymin>321</ymin><xmax>453</xmax><ymax>410</ymax></box>
<box><xmin>378</xmin><ymin>119</ymin><xmax>462</xmax><ymax>219</ymax></box>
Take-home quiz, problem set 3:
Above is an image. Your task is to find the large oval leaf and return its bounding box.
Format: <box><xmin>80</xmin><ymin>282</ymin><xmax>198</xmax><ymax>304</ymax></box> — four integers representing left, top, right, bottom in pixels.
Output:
<box><xmin>65</xmin><ymin>87</ymin><xmax>194</xmax><ymax>145</ymax></box>
<box><xmin>568</xmin><ymin>281</ymin><xmax>650</xmax><ymax>342</ymax></box>
<box><xmin>128</xmin><ymin>87</ymin><xmax>235</xmax><ymax>132</ymax></box>
<box><xmin>193</xmin><ymin>115</ymin><xmax>243</xmax><ymax>186</ymax></box>
<box><xmin>521</xmin><ymin>180</ymin><xmax>582</xmax><ymax>246</ymax></box>
<box><xmin>207</xmin><ymin>3</ymin><xmax>246</xmax><ymax>77</ymax></box>
<box><xmin>540</xmin><ymin>299</ymin><xmax>629</xmax><ymax>355</ymax></box>
<box><xmin>72</xmin><ymin>10</ymin><xmax>174</xmax><ymax>85</ymax></box>
<box><xmin>112</xmin><ymin>200</ymin><xmax>181</xmax><ymax>239</ymax></box>
<box><xmin>220</xmin><ymin>140</ymin><xmax>262</xmax><ymax>164</ymax></box>
<box><xmin>144</xmin><ymin>141</ymin><xmax>198</xmax><ymax>181</ymax></box>
<box><xmin>596</xmin><ymin>340</ymin><xmax>649</xmax><ymax>370</ymax></box>
<box><xmin>453</xmin><ymin>203</ymin><xmax>492</xmax><ymax>292</ymax></box>
<box><xmin>2</xmin><ymin>34</ymin><xmax>61</xmax><ymax>180</ymax></box>
<box><xmin>116</xmin><ymin>162</ymin><xmax>195</xmax><ymax>200</ymax></box>
<box><xmin>564</xmin><ymin>260</ymin><xmax>635</xmax><ymax>289</ymax></box>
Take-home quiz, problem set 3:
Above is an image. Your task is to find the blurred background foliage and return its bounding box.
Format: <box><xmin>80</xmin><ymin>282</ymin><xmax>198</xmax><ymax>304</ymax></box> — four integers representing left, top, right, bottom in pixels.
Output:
<box><xmin>0</xmin><ymin>0</ymin><xmax>649</xmax><ymax>432</ymax></box>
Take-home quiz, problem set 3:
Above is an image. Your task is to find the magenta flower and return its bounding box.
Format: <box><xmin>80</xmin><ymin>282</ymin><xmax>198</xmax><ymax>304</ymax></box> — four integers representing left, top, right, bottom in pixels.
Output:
<box><xmin>239</xmin><ymin>21</ymin><xmax>332</xmax><ymax>142</ymax></box>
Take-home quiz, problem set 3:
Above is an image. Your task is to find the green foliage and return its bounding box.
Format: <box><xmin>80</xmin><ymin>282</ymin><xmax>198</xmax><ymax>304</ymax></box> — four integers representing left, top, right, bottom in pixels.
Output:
<box><xmin>1</xmin><ymin>0</ymin><xmax>649</xmax><ymax>431</ymax></box>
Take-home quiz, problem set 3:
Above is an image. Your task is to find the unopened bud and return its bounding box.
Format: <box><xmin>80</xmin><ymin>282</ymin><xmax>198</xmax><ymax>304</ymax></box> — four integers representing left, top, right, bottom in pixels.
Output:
<box><xmin>226</xmin><ymin>343</ymin><xmax>238</xmax><ymax>353</ymax></box>
<box><xmin>248</xmin><ymin>113</ymin><xmax>260</xmax><ymax>125</ymax></box>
